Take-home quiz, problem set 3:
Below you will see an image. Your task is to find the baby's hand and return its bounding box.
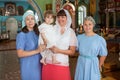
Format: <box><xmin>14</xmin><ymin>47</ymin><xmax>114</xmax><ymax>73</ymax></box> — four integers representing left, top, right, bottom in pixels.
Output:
<box><xmin>50</xmin><ymin>46</ymin><xmax>59</xmax><ymax>53</ymax></box>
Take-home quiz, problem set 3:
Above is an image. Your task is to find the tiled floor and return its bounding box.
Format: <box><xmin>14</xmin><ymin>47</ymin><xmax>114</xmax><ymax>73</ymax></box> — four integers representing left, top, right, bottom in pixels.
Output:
<box><xmin>0</xmin><ymin>52</ymin><xmax>21</xmax><ymax>80</ymax></box>
<box><xmin>0</xmin><ymin>40</ymin><xmax>21</xmax><ymax>80</ymax></box>
<box><xmin>0</xmin><ymin>40</ymin><xmax>120</xmax><ymax>80</ymax></box>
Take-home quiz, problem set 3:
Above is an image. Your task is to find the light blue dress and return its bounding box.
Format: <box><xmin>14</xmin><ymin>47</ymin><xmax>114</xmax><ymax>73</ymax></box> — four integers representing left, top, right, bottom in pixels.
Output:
<box><xmin>16</xmin><ymin>31</ymin><xmax>42</xmax><ymax>80</ymax></box>
<box><xmin>75</xmin><ymin>34</ymin><xmax>107</xmax><ymax>80</ymax></box>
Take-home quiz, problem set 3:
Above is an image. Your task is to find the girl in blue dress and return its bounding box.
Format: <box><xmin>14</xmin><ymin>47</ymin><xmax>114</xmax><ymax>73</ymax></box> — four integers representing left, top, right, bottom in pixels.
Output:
<box><xmin>16</xmin><ymin>10</ymin><xmax>44</xmax><ymax>80</ymax></box>
<box><xmin>75</xmin><ymin>16</ymin><xmax>108</xmax><ymax>80</ymax></box>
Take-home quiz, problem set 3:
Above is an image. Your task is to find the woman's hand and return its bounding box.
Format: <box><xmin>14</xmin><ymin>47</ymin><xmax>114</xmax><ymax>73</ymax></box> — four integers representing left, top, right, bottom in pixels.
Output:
<box><xmin>99</xmin><ymin>56</ymin><xmax>106</xmax><ymax>72</ymax></box>
<box><xmin>50</xmin><ymin>46</ymin><xmax>76</xmax><ymax>55</ymax></box>
<box><xmin>50</xmin><ymin>46</ymin><xmax>59</xmax><ymax>53</ymax></box>
<box><xmin>38</xmin><ymin>44</ymin><xmax>46</xmax><ymax>52</ymax></box>
<box><xmin>17</xmin><ymin>45</ymin><xmax>46</xmax><ymax>58</ymax></box>
<box><xmin>99</xmin><ymin>65</ymin><xmax>102</xmax><ymax>72</ymax></box>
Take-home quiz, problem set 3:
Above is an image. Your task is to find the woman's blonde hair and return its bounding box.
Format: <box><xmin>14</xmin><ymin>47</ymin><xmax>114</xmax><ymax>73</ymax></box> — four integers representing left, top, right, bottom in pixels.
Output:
<box><xmin>84</xmin><ymin>16</ymin><xmax>96</xmax><ymax>26</ymax></box>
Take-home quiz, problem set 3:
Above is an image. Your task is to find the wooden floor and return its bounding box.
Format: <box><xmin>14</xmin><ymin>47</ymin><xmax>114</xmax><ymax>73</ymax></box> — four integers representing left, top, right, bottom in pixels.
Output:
<box><xmin>102</xmin><ymin>70</ymin><xmax>120</xmax><ymax>80</ymax></box>
<box><xmin>70</xmin><ymin>57</ymin><xmax>120</xmax><ymax>80</ymax></box>
<box><xmin>0</xmin><ymin>40</ymin><xmax>120</xmax><ymax>80</ymax></box>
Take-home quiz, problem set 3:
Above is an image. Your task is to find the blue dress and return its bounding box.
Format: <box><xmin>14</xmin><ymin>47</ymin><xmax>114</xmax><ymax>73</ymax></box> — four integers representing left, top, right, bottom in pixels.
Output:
<box><xmin>16</xmin><ymin>31</ymin><xmax>42</xmax><ymax>80</ymax></box>
<box><xmin>75</xmin><ymin>34</ymin><xmax>107</xmax><ymax>80</ymax></box>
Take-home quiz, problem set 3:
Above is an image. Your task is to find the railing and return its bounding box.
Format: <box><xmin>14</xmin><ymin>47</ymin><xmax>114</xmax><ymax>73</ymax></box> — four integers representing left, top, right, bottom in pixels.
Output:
<box><xmin>0</xmin><ymin>33</ymin><xmax>9</xmax><ymax>41</ymax></box>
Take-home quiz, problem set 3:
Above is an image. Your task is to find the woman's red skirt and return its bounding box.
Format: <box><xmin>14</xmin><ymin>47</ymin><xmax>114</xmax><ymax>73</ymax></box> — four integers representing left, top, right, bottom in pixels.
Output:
<box><xmin>42</xmin><ymin>64</ymin><xmax>71</xmax><ymax>80</ymax></box>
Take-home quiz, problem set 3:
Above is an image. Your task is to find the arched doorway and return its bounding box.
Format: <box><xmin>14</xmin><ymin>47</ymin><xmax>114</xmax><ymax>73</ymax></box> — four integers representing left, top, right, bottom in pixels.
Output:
<box><xmin>6</xmin><ymin>17</ymin><xmax>18</xmax><ymax>40</ymax></box>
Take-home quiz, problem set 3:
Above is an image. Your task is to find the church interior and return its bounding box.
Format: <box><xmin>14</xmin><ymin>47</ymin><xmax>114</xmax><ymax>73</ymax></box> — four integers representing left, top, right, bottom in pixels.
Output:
<box><xmin>0</xmin><ymin>0</ymin><xmax>120</xmax><ymax>80</ymax></box>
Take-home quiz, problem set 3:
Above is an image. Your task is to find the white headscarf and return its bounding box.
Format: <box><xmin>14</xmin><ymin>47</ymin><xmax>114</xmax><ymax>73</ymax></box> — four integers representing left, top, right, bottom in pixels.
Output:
<box><xmin>55</xmin><ymin>9</ymin><xmax>72</xmax><ymax>30</ymax></box>
<box><xmin>35</xmin><ymin>12</ymin><xmax>39</xmax><ymax>25</ymax></box>
<box><xmin>22</xmin><ymin>10</ymin><xmax>35</xmax><ymax>28</ymax></box>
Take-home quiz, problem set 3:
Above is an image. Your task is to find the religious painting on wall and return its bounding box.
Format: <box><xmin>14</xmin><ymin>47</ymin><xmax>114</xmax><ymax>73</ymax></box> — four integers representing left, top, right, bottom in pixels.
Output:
<box><xmin>63</xmin><ymin>3</ymin><xmax>75</xmax><ymax>16</ymax></box>
<box><xmin>5</xmin><ymin>2</ymin><xmax>16</xmax><ymax>16</ymax></box>
<box><xmin>17</xmin><ymin>6</ymin><xmax>24</xmax><ymax>15</ymax></box>
<box><xmin>90</xmin><ymin>0</ymin><xmax>96</xmax><ymax>16</ymax></box>
<box><xmin>56</xmin><ymin>4</ymin><xmax>61</xmax><ymax>13</ymax></box>
<box><xmin>52</xmin><ymin>0</ymin><xmax>63</xmax><ymax>13</ymax></box>
<box><xmin>46</xmin><ymin>4</ymin><xmax>52</xmax><ymax>10</ymax></box>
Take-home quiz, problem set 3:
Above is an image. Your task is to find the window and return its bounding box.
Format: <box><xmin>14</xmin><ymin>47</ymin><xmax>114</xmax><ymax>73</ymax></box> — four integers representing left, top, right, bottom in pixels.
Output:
<box><xmin>78</xmin><ymin>5</ymin><xmax>86</xmax><ymax>25</ymax></box>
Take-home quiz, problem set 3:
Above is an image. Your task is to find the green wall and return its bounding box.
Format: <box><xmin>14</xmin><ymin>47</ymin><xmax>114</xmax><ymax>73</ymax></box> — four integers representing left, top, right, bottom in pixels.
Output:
<box><xmin>35</xmin><ymin>0</ymin><xmax>52</xmax><ymax>14</ymax></box>
<box><xmin>35</xmin><ymin>0</ymin><xmax>100</xmax><ymax>24</ymax></box>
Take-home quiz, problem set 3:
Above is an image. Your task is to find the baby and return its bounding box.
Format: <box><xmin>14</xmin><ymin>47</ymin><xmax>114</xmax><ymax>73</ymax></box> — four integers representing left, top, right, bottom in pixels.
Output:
<box><xmin>38</xmin><ymin>10</ymin><xmax>60</xmax><ymax>65</ymax></box>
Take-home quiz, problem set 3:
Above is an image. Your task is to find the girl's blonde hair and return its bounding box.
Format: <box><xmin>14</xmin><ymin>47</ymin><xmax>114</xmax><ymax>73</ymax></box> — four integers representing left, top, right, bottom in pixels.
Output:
<box><xmin>44</xmin><ymin>10</ymin><xmax>54</xmax><ymax>18</ymax></box>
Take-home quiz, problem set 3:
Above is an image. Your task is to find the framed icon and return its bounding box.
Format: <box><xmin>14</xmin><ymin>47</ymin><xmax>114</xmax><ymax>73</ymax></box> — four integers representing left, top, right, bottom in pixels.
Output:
<box><xmin>46</xmin><ymin>4</ymin><xmax>52</xmax><ymax>10</ymax></box>
<box><xmin>5</xmin><ymin>2</ymin><xmax>16</xmax><ymax>16</ymax></box>
<box><xmin>52</xmin><ymin>0</ymin><xmax>63</xmax><ymax>13</ymax></box>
